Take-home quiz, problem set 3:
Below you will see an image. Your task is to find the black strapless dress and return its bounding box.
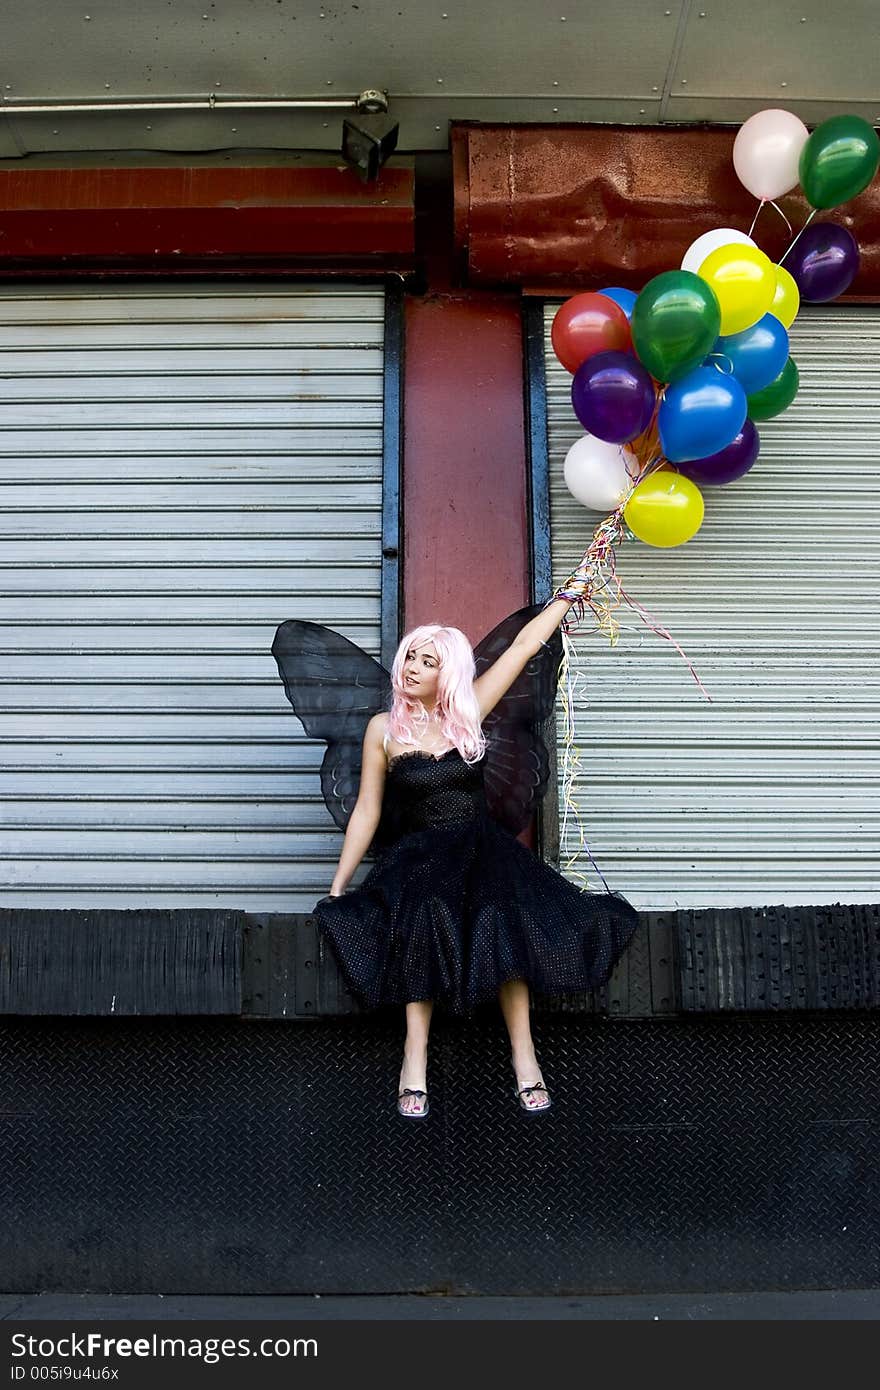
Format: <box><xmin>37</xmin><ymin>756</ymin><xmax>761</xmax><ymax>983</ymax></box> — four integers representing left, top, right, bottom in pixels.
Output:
<box><xmin>313</xmin><ymin>747</ymin><xmax>639</xmax><ymax>1016</ymax></box>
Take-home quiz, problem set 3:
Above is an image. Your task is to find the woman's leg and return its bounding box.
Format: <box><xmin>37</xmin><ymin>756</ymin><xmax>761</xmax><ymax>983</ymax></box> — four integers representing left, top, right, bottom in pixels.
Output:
<box><xmin>497</xmin><ymin>979</ymin><xmax>551</xmax><ymax>1109</ymax></box>
<box><xmin>398</xmin><ymin>999</ymin><xmax>433</xmax><ymax>1115</ymax></box>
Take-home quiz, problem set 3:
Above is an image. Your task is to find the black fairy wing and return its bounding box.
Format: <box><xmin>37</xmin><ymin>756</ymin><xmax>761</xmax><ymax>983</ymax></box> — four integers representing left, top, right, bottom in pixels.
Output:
<box><xmin>271</xmin><ymin>619</ymin><xmax>391</xmax><ymax>832</ymax></box>
<box><xmin>473</xmin><ymin>603</ymin><xmax>563</xmax><ymax>836</ymax></box>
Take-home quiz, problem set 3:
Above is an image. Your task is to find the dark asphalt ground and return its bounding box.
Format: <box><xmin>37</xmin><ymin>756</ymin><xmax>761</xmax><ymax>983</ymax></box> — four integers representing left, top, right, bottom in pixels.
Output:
<box><xmin>1</xmin><ymin>1291</ymin><xmax>879</xmax><ymax>1320</ymax></box>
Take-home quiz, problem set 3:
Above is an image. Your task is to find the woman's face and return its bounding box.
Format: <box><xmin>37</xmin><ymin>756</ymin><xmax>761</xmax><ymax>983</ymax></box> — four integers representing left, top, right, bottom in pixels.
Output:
<box><xmin>402</xmin><ymin>640</ymin><xmax>440</xmax><ymax>705</ymax></box>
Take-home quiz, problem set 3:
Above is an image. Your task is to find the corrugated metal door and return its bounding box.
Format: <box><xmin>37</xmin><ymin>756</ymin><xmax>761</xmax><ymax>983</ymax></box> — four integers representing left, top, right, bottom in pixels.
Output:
<box><xmin>544</xmin><ymin>303</ymin><xmax>880</xmax><ymax>910</ymax></box>
<box><xmin>1</xmin><ymin>283</ymin><xmax>385</xmax><ymax>911</ymax></box>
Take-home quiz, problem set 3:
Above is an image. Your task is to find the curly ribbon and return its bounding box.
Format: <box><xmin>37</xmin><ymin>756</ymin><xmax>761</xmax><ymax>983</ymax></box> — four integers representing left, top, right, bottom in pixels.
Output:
<box><xmin>547</xmin><ymin>445</ymin><xmax>714</xmax><ymax>890</ymax></box>
<box><xmin>556</xmin><ymin>512</ymin><xmax>713</xmax><ymax>696</ymax></box>
<box><xmin>556</xmin><ymin>627</ymin><xmax>612</xmax><ymax>893</ymax></box>
<box><xmin>707</xmin><ymin>351</ymin><xmax>735</xmax><ymax>376</ymax></box>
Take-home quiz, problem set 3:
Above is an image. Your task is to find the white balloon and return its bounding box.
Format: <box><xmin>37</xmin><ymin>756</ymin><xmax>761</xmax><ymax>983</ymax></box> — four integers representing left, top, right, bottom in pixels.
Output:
<box><xmin>563</xmin><ymin>435</ymin><xmax>639</xmax><ymax>513</ymax></box>
<box><xmin>733</xmin><ymin>109</ymin><xmax>809</xmax><ymax>201</ymax></box>
<box><xmin>681</xmin><ymin>228</ymin><xmax>757</xmax><ymax>276</ymax></box>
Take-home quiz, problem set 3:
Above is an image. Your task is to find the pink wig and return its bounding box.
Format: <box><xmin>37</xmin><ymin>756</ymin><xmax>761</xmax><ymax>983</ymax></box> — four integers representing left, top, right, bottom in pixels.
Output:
<box><xmin>387</xmin><ymin>625</ymin><xmax>487</xmax><ymax>764</ymax></box>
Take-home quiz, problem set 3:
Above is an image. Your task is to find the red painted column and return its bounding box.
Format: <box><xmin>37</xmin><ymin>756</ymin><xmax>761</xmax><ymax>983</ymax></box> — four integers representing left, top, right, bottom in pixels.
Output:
<box><xmin>402</xmin><ymin>292</ymin><xmax>529</xmax><ymax>646</ymax></box>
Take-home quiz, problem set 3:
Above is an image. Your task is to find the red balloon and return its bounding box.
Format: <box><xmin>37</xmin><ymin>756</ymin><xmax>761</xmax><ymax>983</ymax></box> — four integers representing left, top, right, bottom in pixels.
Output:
<box><xmin>551</xmin><ymin>293</ymin><xmax>632</xmax><ymax>373</ymax></box>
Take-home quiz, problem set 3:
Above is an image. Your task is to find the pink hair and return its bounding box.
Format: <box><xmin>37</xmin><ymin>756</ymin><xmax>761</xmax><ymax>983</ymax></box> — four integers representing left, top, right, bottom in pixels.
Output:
<box><xmin>387</xmin><ymin>625</ymin><xmax>487</xmax><ymax>764</ymax></box>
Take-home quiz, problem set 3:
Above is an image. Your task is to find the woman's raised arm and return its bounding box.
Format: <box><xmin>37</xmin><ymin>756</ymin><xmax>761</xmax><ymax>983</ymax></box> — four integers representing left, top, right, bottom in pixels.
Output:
<box><xmin>472</xmin><ymin>596</ymin><xmax>575</xmax><ymax>721</ymax></box>
<box><xmin>471</xmin><ymin>542</ymin><xmax>597</xmax><ymax>721</ymax></box>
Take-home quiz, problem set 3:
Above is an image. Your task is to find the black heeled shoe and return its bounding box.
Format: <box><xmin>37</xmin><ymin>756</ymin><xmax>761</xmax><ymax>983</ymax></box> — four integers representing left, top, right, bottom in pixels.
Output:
<box><xmin>397</xmin><ymin>1087</ymin><xmax>429</xmax><ymax>1119</ymax></box>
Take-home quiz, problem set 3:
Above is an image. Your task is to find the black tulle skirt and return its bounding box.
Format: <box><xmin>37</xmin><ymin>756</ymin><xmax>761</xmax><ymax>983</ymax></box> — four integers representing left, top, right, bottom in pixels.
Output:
<box><xmin>313</xmin><ymin>813</ymin><xmax>640</xmax><ymax>1017</ymax></box>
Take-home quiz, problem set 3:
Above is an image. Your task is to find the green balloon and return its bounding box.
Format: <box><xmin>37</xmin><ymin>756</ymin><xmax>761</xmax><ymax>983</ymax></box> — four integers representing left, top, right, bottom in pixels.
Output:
<box><xmin>747</xmin><ymin>357</ymin><xmax>799</xmax><ymax>421</ymax></box>
<box><xmin>799</xmin><ymin>115</ymin><xmax>880</xmax><ymax>210</ymax></box>
<box><xmin>631</xmin><ymin>271</ymin><xmax>721</xmax><ymax>382</ymax></box>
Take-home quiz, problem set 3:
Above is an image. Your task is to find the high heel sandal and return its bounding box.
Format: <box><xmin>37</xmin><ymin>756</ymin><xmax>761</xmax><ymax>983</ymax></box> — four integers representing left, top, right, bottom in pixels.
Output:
<box><xmin>513</xmin><ymin>1080</ymin><xmax>552</xmax><ymax>1112</ymax></box>
<box><xmin>397</xmin><ymin>1088</ymin><xmax>429</xmax><ymax>1119</ymax></box>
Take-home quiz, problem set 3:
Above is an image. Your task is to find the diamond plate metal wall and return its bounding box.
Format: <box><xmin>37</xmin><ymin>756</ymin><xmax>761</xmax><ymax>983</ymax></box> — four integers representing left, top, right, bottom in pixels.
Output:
<box><xmin>2</xmin><ymin>1012</ymin><xmax>878</xmax><ymax>1294</ymax></box>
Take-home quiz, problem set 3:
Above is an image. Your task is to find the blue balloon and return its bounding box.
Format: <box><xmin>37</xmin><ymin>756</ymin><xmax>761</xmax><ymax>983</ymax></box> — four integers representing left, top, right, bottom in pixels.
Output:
<box><xmin>712</xmin><ymin>313</ymin><xmax>789</xmax><ymax>396</ymax></box>
<box><xmin>600</xmin><ymin>286</ymin><xmax>638</xmax><ymax>320</ymax></box>
<box><xmin>659</xmin><ymin>366</ymin><xmax>748</xmax><ymax>464</ymax></box>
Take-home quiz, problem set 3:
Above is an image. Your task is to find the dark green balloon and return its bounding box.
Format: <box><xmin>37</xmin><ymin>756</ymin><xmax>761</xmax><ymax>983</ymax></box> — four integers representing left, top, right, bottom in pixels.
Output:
<box><xmin>747</xmin><ymin>357</ymin><xmax>799</xmax><ymax>421</ymax></box>
<box><xmin>799</xmin><ymin>115</ymin><xmax>880</xmax><ymax>210</ymax></box>
<box><xmin>631</xmin><ymin>271</ymin><xmax>721</xmax><ymax>382</ymax></box>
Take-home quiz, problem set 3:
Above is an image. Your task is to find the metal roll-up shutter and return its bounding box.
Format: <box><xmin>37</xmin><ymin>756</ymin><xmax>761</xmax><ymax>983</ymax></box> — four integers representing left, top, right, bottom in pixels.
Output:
<box><xmin>544</xmin><ymin>303</ymin><xmax>880</xmax><ymax>911</ymax></box>
<box><xmin>1</xmin><ymin>282</ymin><xmax>385</xmax><ymax>911</ymax></box>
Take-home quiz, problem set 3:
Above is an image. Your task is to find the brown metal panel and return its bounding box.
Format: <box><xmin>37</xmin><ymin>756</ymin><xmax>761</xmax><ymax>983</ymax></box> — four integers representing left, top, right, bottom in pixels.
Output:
<box><xmin>451</xmin><ymin>123</ymin><xmax>880</xmax><ymax>295</ymax></box>
<box><xmin>0</xmin><ymin>163</ymin><xmax>415</xmax><ymax>276</ymax></box>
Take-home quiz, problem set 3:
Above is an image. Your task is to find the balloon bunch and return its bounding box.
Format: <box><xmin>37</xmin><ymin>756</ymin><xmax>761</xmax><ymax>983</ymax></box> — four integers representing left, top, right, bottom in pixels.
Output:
<box><xmin>552</xmin><ymin>108</ymin><xmax>880</xmax><ymax>670</ymax></box>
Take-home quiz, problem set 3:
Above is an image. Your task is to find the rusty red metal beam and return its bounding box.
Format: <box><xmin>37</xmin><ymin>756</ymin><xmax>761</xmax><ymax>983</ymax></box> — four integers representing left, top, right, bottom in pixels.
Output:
<box><xmin>0</xmin><ymin>163</ymin><xmax>415</xmax><ymax>275</ymax></box>
<box><xmin>452</xmin><ymin>123</ymin><xmax>880</xmax><ymax>296</ymax></box>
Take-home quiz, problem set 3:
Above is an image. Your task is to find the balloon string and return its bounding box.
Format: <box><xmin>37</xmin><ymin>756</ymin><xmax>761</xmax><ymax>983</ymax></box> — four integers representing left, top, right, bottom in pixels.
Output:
<box><xmin>616</xmin><ymin>583</ymin><xmax>713</xmax><ymax>702</ymax></box>
<box><xmin>556</xmin><ymin>629</ymin><xmax>612</xmax><ymax>893</ymax></box>
<box><xmin>747</xmin><ymin>199</ymin><xmax>766</xmax><ymax>239</ymax></box>
<box><xmin>632</xmin><ymin>395</ymin><xmax>662</xmax><ymax>476</ymax></box>
<box><xmin>747</xmin><ymin>198</ymin><xmax>794</xmax><ymax>240</ymax></box>
<box><xmin>708</xmin><ymin>352</ymin><xmax>735</xmax><ymax>376</ymax></box>
<box><xmin>779</xmin><ymin>207</ymin><xmax>817</xmax><ymax>266</ymax></box>
<box><xmin>637</xmin><ymin>423</ymin><xmax>659</xmax><ymax>473</ymax></box>
<box><xmin>769</xmin><ymin>200</ymin><xmax>793</xmax><ymax>235</ymax></box>
<box><xmin>552</xmin><ymin>498</ymin><xmax>712</xmax><ymax>703</ymax></box>
<box><xmin>554</xmin><ymin>508</ymin><xmax>628</xmax><ymax>646</ymax></box>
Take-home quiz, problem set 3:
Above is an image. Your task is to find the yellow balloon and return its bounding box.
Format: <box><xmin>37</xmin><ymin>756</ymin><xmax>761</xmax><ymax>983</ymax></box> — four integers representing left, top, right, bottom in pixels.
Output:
<box><xmin>697</xmin><ymin>242</ymin><xmax>776</xmax><ymax>335</ymax></box>
<box><xmin>624</xmin><ymin>469</ymin><xmax>704</xmax><ymax>548</ymax></box>
<box><xmin>771</xmin><ymin>264</ymin><xmax>800</xmax><ymax>329</ymax></box>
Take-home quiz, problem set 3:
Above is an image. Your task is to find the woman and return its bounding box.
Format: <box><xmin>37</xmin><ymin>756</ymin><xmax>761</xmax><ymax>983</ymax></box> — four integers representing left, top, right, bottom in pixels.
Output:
<box><xmin>287</xmin><ymin>558</ymin><xmax>639</xmax><ymax>1120</ymax></box>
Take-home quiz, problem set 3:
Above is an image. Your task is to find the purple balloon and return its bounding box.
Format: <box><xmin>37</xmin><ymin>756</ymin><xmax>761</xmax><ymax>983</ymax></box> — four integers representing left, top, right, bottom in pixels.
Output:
<box><xmin>783</xmin><ymin>222</ymin><xmax>860</xmax><ymax>303</ymax></box>
<box><xmin>571</xmin><ymin>350</ymin><xmax>656</xmax><ymax>444</ymax></box>
<box><xmin>677</xmin><ymin>418</ymin><xmax>760</xmax><ymax>486</ymax></box>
